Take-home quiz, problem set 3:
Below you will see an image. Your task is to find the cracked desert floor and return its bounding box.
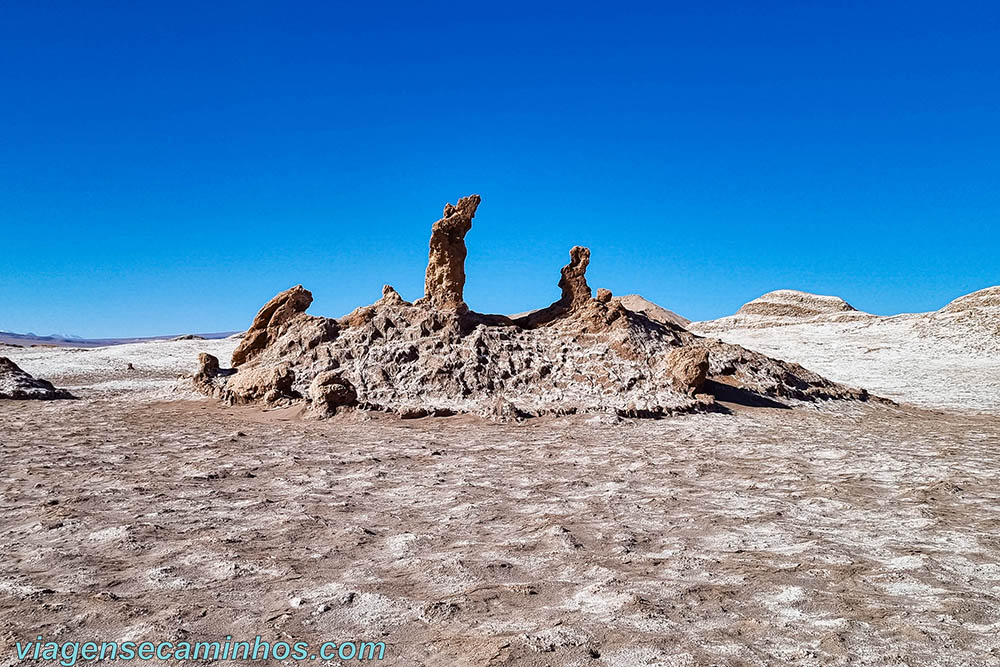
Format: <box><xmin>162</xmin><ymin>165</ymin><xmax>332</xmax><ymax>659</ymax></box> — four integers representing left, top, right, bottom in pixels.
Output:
<box><xmin>2</xmin><ymin>340</ymin><xmax>1000</xmax><ymax>666</ymax></box>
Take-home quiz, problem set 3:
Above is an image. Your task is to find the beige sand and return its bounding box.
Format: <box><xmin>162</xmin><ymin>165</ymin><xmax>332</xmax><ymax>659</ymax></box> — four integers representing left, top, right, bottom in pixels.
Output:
<box><xmin>2</xmin><ymin>340</ymin><xmax>1000</xmax><ymax>665</ymax></box>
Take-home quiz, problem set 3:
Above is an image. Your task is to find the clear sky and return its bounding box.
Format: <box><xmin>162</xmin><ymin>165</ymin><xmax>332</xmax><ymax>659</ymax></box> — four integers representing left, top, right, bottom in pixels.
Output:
<box><xmin>1</xmin><ymin>2</ymin><xmax>997</xmax><ymax>337</ymax></box>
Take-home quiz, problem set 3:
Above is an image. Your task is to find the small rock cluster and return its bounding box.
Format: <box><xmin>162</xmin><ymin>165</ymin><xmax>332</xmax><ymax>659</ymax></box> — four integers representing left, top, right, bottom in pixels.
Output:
<box><xmin>0</xmin><ymin>357</ymin><xmax>73</xmax><ymax>400</ymax></box>
<box><xmin>194</xmin><ymin>195</ymin><xmax>871</xmax><ymax>419</ymax></box>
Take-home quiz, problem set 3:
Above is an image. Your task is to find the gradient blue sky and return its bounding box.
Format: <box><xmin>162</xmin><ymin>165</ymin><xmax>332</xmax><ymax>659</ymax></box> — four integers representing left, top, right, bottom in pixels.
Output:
<box><xmin>2</xmin><ymin>2</ymin><xmax>997</xmax><ymax>337</ymax></box>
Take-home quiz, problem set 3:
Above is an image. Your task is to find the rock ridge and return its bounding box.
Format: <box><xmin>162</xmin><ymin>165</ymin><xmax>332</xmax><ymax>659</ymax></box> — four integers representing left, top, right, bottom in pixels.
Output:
<box><xmin>194</xmin><ymin>196</ymin><xmax>876</xmax><ymax>419</ymax></box>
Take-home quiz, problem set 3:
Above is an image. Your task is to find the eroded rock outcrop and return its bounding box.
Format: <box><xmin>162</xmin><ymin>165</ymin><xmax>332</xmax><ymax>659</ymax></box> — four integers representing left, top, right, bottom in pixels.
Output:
<box><xmin>664</xmin><ymin>347</ymin><xmax>709</xmax><ymax>394</ymax></box>
<box><xmin>195</xmin><ymin>195</ymin><xmax>876</xmax><ymax>418</ymax></box>
<box><xmin>0</xmin><ymin>357</ymin><xmax>73</xmax><ymax>400</ymax></box>
<box><xmin>615</xmin><ymin>294</ymin><xmax>690</xmax><ymax>329</ymax></box>
<box><xmin>220</xmin><ymin>363</ymin><xmax>297</xmax><ymax>405</ymax></box>
<box><xmin>232</xmin><ymin>285</ymin><xmax>314</xmax><ymax>366</ymax></box>
<box><xmin>559</xmin><ymin>246</ymin><xmax>592</xmax><ymax>308</ymax></box>
<box><xmin>194</xmin><ymin>352</ymin><xmax>221</xmax><ymax>387</ymax></box>
<box><xmin>519</xmin><ymin>246</ymin><xmax>600</xmax><ymax>328</ymax></box>
<box><xmin>309</xmin><ymin>371</ymin><xmax>358</xmax><ymax>415</ymax></box>
<box><xmin>418</xmin><ymin>195</ymin><xmax>481</xmax><ymax>312</ymax></box>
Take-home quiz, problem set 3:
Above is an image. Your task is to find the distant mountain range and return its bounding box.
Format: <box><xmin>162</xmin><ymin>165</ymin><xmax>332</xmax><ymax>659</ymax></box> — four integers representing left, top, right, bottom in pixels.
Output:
<box><xmin>0</xmin><ymin>330</ymin><xmax>238</xmax><ymax>348</ymax></box>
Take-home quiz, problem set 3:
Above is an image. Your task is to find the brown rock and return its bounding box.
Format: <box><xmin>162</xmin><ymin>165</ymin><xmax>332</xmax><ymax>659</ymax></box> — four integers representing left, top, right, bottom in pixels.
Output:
<box><xmin>341</xmin><ymin>285</ymin><xmax>410</xmax><ymax>329</ymax></box>
<box><xmin>518</xmin><ymin>246</ymin><xmax>595</xmax><ymax>327</ymax></box>
<box><xmin>379</xmin><ymin>284</ymin><xmax>406</xmax><ymax>306</ymax></box>
<box><xmin>193</xmin><ymin>353</ymin><xmax>220</xmax><ymax>391</ymax></box>
<box><xmin>192</xmin><ymin>352</ymin><xmax>239</xmax><ymax>396</ymax></box>
<box><xmin>232</xmin><ymin>285</ymin><xmax>313</xmax><ymax>366</ymax></box>
<box><xmin>309</xmin><ymin>371</ymin><xmax>358</xmax><ymax>415</ymax></box>
<box><xmin>197</xmin><ymin>353</ymin><xmax>220</xmax><ymax>378</ymax></box>
<box><xmin>192</xmin><ymin>352</ymin><xmax>219</xmax><ymax>389</ymax></box>
<box><xmin>420</xmin><ymin>195</ymin><xmax>481</xmax><ymax>311</ymax></box>
<box><xmin>596</xmin><ymin>288</ymin><xmax>613</xmax><ymax>304</ymax></box>
<box><xmin>399</xmin><ymin>407</ymin><xmax>429</xmax><ymax>419</ymax></box>
<box><xmin>220</xmin><ymin>363</ymin><xmax>296</xmax><ymax>406</ymax></box>
<box><xmin>558</xmin><ymin>246</ymin><xmax>592</xmax><ymax>308</ymax></box>
<box><xmin>665</xmin><ymin>347</ymin><xmax>709</xmax><ymax>394</ymax></box>
<box><xmin>614</xmin><ymin>294</ymin><xmax>690</xmax><ymax>329</ymax></box>
<box><xmin>481</xmin><ymin>397</ymin><xmax>529</xmax><ymax>422</ymax></box>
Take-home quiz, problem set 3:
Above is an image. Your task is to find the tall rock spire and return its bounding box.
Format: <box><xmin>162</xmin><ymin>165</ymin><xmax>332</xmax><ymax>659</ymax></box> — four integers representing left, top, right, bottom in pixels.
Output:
<box><xmin>421</xmin><ymin>195</ymin><xmax>481</xmax><ymax>311</ymax></box>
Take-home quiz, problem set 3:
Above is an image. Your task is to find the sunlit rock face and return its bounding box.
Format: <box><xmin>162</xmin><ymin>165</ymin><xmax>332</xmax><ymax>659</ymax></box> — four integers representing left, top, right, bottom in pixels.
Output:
<box><xmin>197</xmin><ymin>196</ymin><xmax>875</xmax><ymax>419</ymax></box>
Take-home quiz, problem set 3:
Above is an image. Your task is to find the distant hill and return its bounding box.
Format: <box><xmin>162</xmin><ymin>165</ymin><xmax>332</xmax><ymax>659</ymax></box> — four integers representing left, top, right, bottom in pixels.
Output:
<box><xmin>689</xmin><ymin>286</ymin><xmax>1000</xmax><ymax>411</ymax></box>
<box><xmin>0</xmin><ymin>330</ymin><xmax>238</xmax><ymax>348</ymax></box>
<box><xmin>692</xmin><ymin>289</ymin><xmax>872</xmax><ymax>332</ymax></box>
<box><xmin>613</xmin><ymin>294</ymin><xmax>690</xmax><ymax>329</ymax></box>
<box><xmin>692</xmin><ymin>286</ymin><xmax>1000</xmax><ymax>349</ymax></box>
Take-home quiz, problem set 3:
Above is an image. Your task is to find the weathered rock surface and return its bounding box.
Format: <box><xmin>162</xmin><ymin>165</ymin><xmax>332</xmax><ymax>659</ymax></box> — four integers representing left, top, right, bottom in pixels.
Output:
<box><xmin>417</xmin><ymin>194</ymin><xmax>481</xmax><ymax>312</ymax></box>
<box><xmin>0</xmin><ymin>357</ymin><xmax>73</xmax><ymax>400</ymax></box>
<box><xmin>220</xmin><ymin>363</ymin><xmax>297</xmax><ymax>406</ymax></box>
<box><xmin>194</xmin><ymin>352</ymin><xmax>220</xmax><ymax>384</ymax></box>
<box><xmin>920</xmin><ymin>286</ymin><xmax>1000</xmax><ymax>355</ymax></box>
<box><xmin>940</xmin><ymin>285</ymin><xmax>1000</xmax><ymax>316</ymax></box>
<box><xmin>739</xmin><ymin>290</ymin><xmax>858</xmax><ymax>319</ymax></box>
<box><xmin>196</xmin><ymin>196</ymin><xmax>876</xmax><ymax>418</ymax></box>
<box><xmin>693</xmin><ymin>285</ymin><xmax>1000</xmax><ymax>357</ymax></box>
<box><xmin>309</xmin><ymin>371</ymin><xmax>358</xmax><ymax>415</ymax></box>
<box><xmin>664</xmin><ymin>347</ymin><xmax>709</xmax><ymax>394</ymax></box>
<box><xmin>519</xmin><ymin>247</ymin><xmax>598</xmax><ymax>328</ymax></box>
<box><xmin>559</xmin><ymin>246</ymin><xmax>593</xmax><ymax>308</ymax></box>
<box><xmin>231</xmin><ymin>285</ymin><xmax>316</xmax><ymax>366</ymax></box>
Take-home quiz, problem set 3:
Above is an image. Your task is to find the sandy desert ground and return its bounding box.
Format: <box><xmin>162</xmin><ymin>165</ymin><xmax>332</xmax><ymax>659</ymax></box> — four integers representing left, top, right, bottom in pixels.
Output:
<box><xmin>2</xmin><ymin>326</ymin><xmax>999</xmax><ymax>666</ymax></box>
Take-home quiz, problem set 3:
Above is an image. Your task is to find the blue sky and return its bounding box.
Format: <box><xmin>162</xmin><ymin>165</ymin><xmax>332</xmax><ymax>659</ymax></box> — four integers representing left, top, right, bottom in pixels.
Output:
<box><xmin>1</xmin><ymin>2</ymin><xmax>997</xmax><ymax>337</ymax></box>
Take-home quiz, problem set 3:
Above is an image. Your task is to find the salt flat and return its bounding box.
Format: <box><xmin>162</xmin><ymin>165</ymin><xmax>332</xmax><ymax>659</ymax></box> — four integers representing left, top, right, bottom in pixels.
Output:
<box><xmin>0</xmin><ymin>338</ymin><xmax>237</xmax><ymax>401</ymax></box>
<box><xmin>1</xmin><ymin>335</ymin><xmax>999</xmax><ymax>665</ymax></box>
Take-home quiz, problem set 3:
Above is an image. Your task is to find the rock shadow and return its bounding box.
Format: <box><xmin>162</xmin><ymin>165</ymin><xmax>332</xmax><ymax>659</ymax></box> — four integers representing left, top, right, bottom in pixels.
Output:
<box><xmin>704</xmin><ymin>379</ymin><xmax>791</xmax><ymax>409</ymax></box>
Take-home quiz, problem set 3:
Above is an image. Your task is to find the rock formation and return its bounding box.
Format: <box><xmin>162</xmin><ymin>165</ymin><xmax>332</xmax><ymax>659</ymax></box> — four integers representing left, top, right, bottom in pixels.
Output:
<box><xmin>689</xmin><ymin>285</ymin><xmax>1000</xmax><ymax>410</ymax></box>
<box><xmin>518</xmin><ymin>247</ymin><xmax>600</xmax><ymax>328</ymax></box>
<box><xmin>664</xmin><ymin>347</ymin><xmax>709</xmax><ymax>394</ymax></box>
<box><xmin>734</xmin><ymin>290</ymin><xmax>860</xmax><ymax>321</ymax></box>
<box><xmin>231</xmin><ymin>285</ymin><xmax>317</xmax><ymax>366</ymax></box>
<box><xmin>417</xmin><ymin>194</ymin><xmax>481</xmax><ymax>312</ymax></box>
<box><xmin>194</xmin><ymin>196</ymin><xmax>877</xmax><ymax>419</ymax></box>
<box><xmin>221</xmin><ymin>363</ymin><xmax>297</xmax><ymax>405</ymax></box>
<box><xmin>193</xmin><ymin>352</ymin><xmax>224</xmax><ymax>393</ymax></box>
<box><xmin>0</xmin><ymin>357</ymin><xmax>73</xmax><ymax>400</ymax></box>
<box><xmin>692</xmin><ymin>285</ymin><xmax>1000</xmax><ymax>356</ymax></box>
<box><xmin>558</xmin><ymin>246</ymin><xmax>593</xmax><ymax>307</ymax></box>
<box><xmin>940</xmin><ymin>285</ymin><xmax>1000</xmax><ymax>317</ymax></box>
<box><xmin>195</xmin><ymin>352</ymin><xmax>220</xmax><ymax>382</ymax></box>
<box><xmin>309</xmin><ymin>371</ymin><xmax>358</xmax><ymax>415</ymax></box>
